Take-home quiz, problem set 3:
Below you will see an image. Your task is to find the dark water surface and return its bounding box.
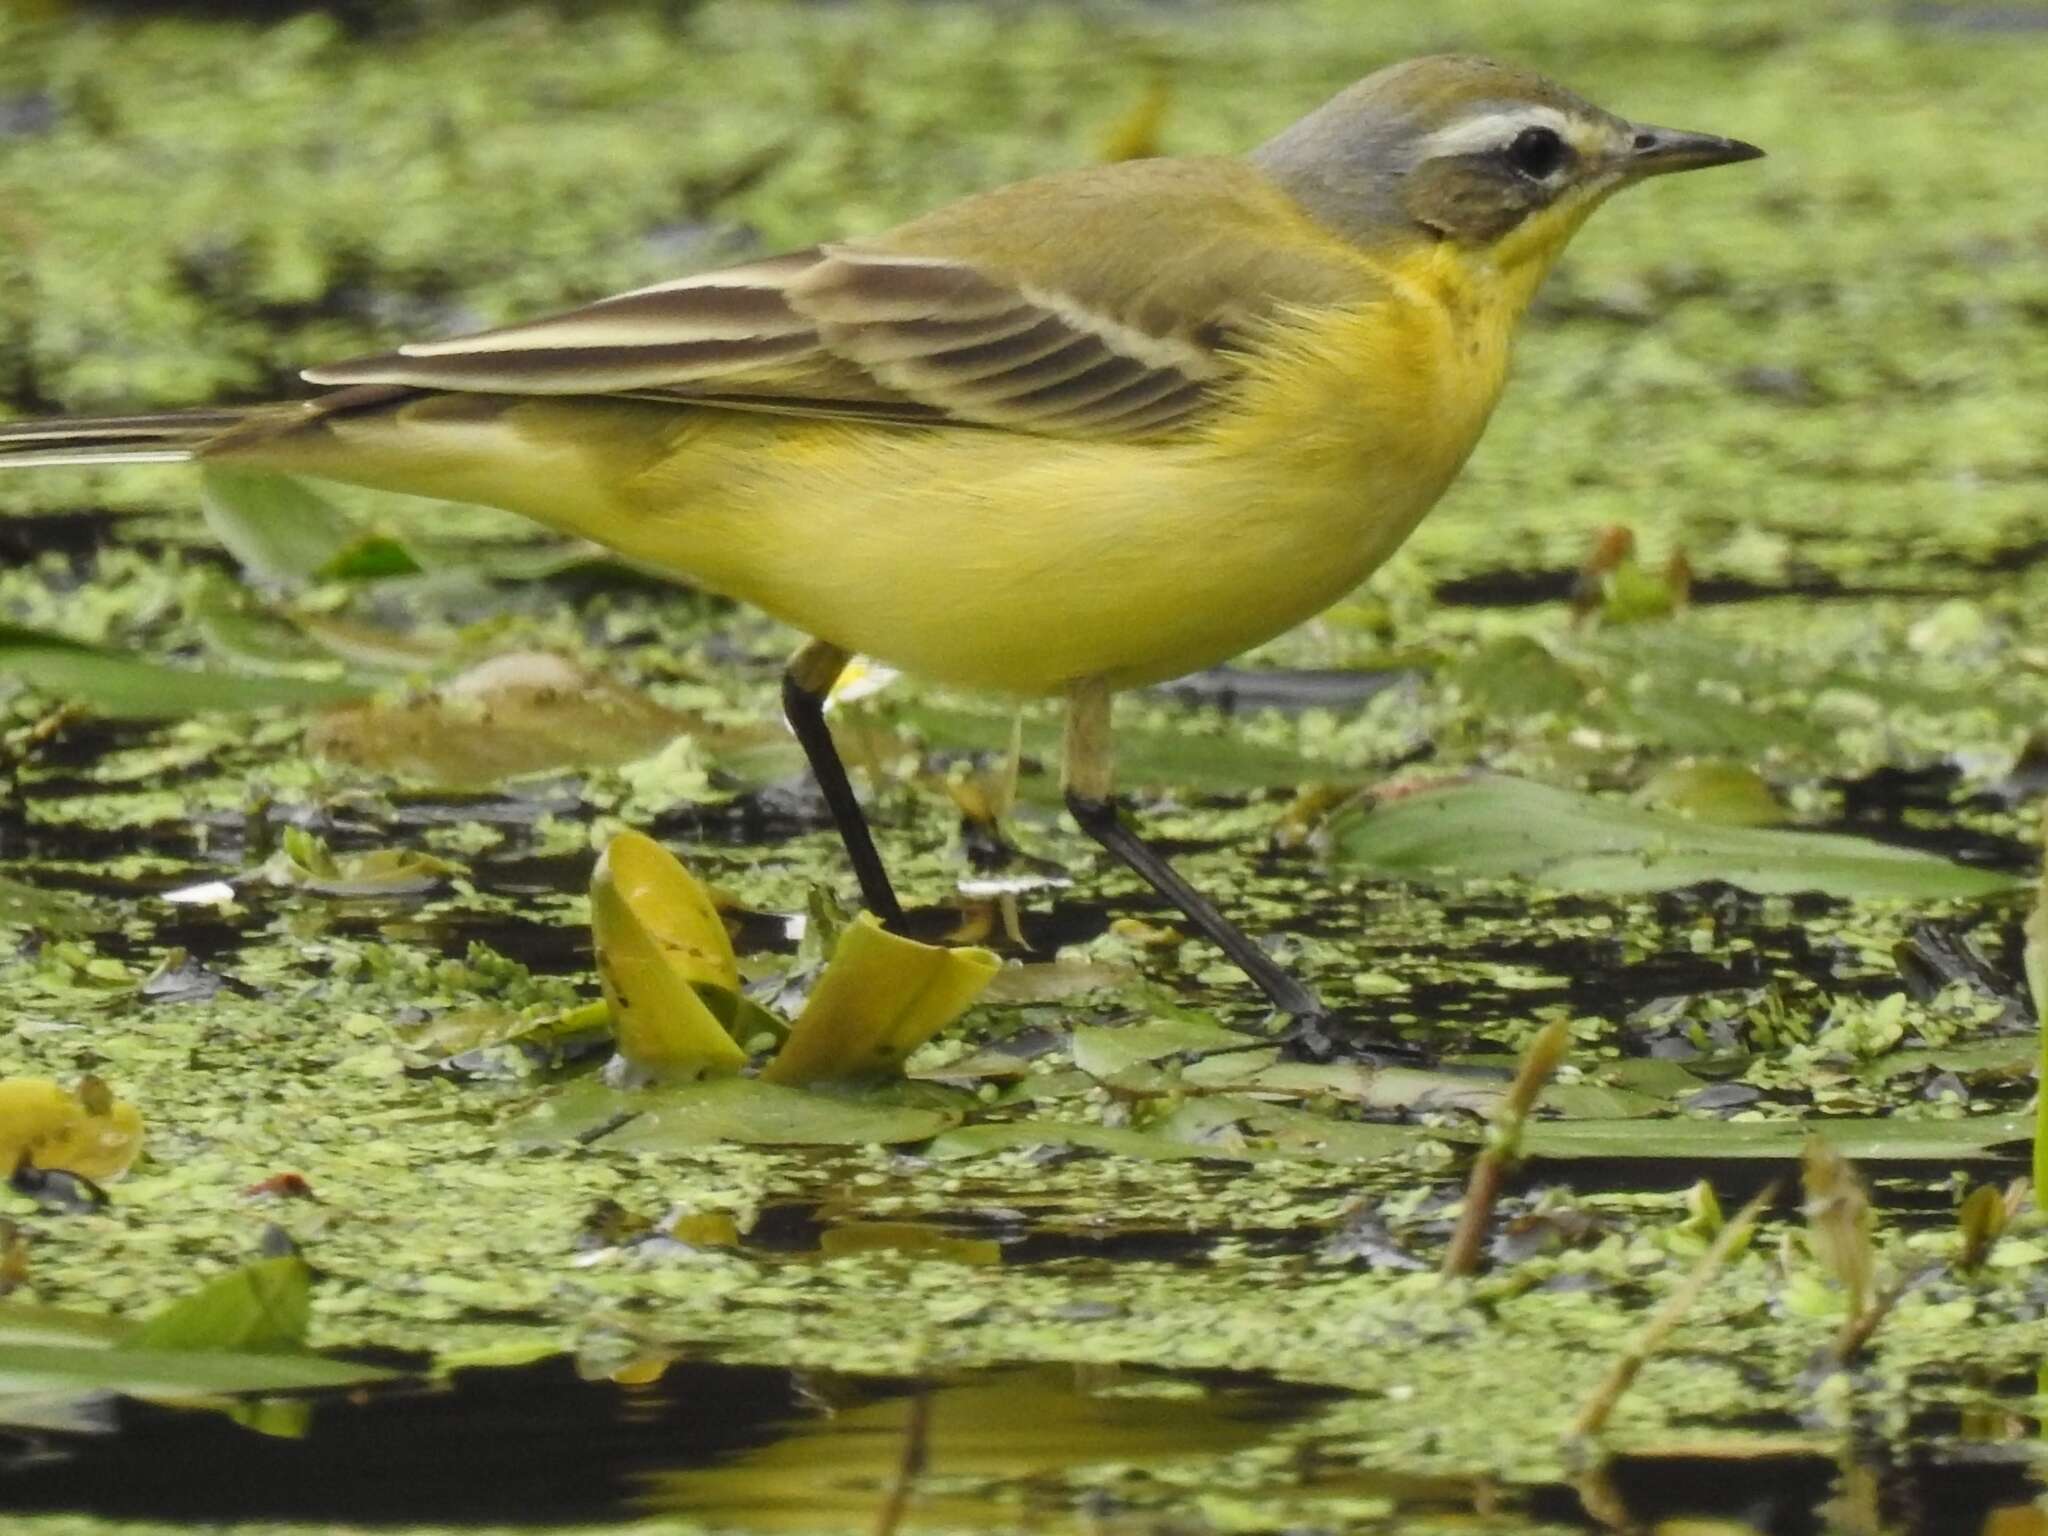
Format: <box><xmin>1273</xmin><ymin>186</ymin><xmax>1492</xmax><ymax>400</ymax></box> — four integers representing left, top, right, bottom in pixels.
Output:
<box><xmin>4</xmin><ymin>1356</ymin><xmax>2042</xmax><ymax>1532</ymax></box>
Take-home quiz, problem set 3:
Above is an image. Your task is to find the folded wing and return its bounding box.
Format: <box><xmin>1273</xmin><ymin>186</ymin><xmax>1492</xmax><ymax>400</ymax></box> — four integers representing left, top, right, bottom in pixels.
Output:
<box><xmin>302</xmin><ymin>245</ymin><xmax>1229</xmax><ymax>439</ymax></box>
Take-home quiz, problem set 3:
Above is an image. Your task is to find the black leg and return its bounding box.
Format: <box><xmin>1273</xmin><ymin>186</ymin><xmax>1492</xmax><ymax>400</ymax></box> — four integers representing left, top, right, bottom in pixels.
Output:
<box><xmin>1066</xmin><ymin>790</ymin><xmax>1329</xmax><ymax>1049</ymax></box>
<box><xmin>782</xmin><ymin>661</ymin><xmax>904</xmax><ymax>925</ymax></box>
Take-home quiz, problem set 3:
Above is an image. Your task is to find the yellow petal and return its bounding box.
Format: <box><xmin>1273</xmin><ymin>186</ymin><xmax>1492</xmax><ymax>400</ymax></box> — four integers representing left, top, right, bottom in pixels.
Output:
<box><xmin>590</xmin><ymin>831</ymin><xmax>746</xmax><ymax>1077</ymax></box>
<box><xmin>0</xmin><ymin>1076</ymin><xmax>145</xmax><ymax>1181</ymax></box>
<box><xmin>762</xmin><ymin>914</ymin><xmax>997</xmax><ymax>1085</ymax></box>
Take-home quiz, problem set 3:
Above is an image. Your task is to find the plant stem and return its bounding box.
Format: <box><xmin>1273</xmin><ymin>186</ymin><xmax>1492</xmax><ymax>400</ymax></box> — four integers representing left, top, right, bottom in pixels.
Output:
<box><xmin>1568</xmin><ymin>1182</ymin><xmax>1776</xmax><ymax>1441</ymax></box>
<box><xmin>1441</xmin><ymin>1019</ymin><xmax>1570</xmax><ymax>1278</ymax></box>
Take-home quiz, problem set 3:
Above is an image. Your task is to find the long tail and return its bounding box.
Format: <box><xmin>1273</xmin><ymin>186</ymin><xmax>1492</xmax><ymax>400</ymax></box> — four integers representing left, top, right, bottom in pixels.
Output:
<box><xmin>0</xmin><ymin>407</ymin><xmax>259</xmax><ymax>468</ymax></box>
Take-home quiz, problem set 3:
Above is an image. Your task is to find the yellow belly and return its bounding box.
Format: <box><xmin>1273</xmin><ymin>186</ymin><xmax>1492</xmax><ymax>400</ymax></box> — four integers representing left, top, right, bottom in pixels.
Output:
<box><xmin>622</xmin><ymin>419</ymin><xmax>1428</xmax><ymax>694</ymax></box>
<box><xmin>256</xmin><ymin>291</ymin><xmax>1511</xmax><ymax>696</ymax></box>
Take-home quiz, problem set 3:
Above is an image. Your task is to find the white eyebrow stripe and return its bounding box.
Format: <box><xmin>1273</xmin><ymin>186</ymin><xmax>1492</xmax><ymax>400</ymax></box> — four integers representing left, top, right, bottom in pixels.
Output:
<box><xmin>1413</xmin><ymin>104</ymin><xmax>1576</xmax><ymax>162</ymax></box>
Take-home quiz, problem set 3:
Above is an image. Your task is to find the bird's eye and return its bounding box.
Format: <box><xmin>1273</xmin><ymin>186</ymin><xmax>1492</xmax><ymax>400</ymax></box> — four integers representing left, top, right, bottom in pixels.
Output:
<box><xmin>1506</xmin><ymin>125</ymin><xmax>1567</xmax><ymax>179</ymax></box>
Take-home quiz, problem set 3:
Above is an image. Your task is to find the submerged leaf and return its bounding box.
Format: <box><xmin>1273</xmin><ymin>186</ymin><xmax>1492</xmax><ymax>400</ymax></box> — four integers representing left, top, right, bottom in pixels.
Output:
<box><xmin>1328</xmin><ymin>774</ymin><xmax>2017</xmax><ymax>899</ymax></box>
<box><xmin>761</xmin><ymin>914</ymin><xmax>998</xmax><ymax>1085</ymax></box>
<box><xmin>590</xmin><ymin>831</ymin><xmax>747</xmax><ymax>1079</ymax></box>
<box><xmin>818</xmin><ymin>1222</ymin><xmax>1002</xmax><ymax>1265</ymax></box>
<box><xmin>0</xmin><ymin>1077</ymin><xmax>144</xmax><ymax>1181</ymax></box>
<box><xmin>307</xmin><ymin>652</ymin><xmax>700</xmax><ymax>787</ymax></box>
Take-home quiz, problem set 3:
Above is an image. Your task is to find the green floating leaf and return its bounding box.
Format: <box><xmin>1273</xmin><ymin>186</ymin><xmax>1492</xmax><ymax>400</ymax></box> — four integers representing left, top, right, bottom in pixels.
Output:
<box><xmin>502</xmin><ymin>1077</ymin><xmax>653</xmax><ymax>1148</ymax></box>
<box><xmin>1201</xmin><ymin>1099</ymin><xmax>1426</xmax><ymax>1163</ymax></box>
<box><xmin>1069</xmin><ymin>1016</ymin><xmax>1260</xmax><ymax>1080</ymax></box>
<box><xmin>0</xmin><ymin>622</ymin><xmax>366</xmax><ymax>719</ymax></box>
<box><xmin>0</xmin><ymin>876</ymin><xmax>110</xmax><ymax>935</ymax></box>
<box><xmin>316</xmin><ymin>536</ymin><xmax>422</xmax><ymax>582</ymax></box>
<box><xmin>1522</xmin><ymin>1112</ymin><xmax>2028</xmax><ymax>1163</ymax></box>
<box><xmin>507</xmin><ymin>1076</ymin><xmax>958</xmax><ymax>1150</ymax></box>
<box><xmin>927</xmin><ymin>1099</ymin><xmax>1434</xmax><ymax>1166</ymax></box>
<box><xmin>0</xmin><ymin>1341</ymin><xmax>393</xmax><ymax>1398</ymax></box>
<box><xmin>924</xmin><ymin>1119</ymin><xmax>1243</xmax><ymax>1164</ymax></box>
<box><xmin>818</xmin><ymin>1222</ymin><xmax>1002</xmax><ymax>1266</ymax></box>
<box><xmin>186</xmin><ymin>571</ymin><xmax>442</xmax><ymax>683</ymax></box>
<box><xmin>201</xmin><ymin>467</ymin><xmax>418</xmax><ymax>586</ymax></box>
<box><xmin>1327</xmin><ymin>774</ymin><xmax>2018</xmax><ymax>900</ymax></box>
<box><xmin>1444</xmin><ymin>635</ymin><xmax>1587</xmax><ymax>719</ymax></box>
<box><xmin>395</xmin><ymin>1000</ymin><xmax>614</xmax><ymax>1075</ymax></box>
<box><xmin>0</xmin><ymin>1302</ymin><xmax>132</xmax><ymax>1350</ymax></box>
<box><xmin>0</xmin><ymin>1258</ymin><xmax>398</xmax><ymax>1436</ymax></box>
<box><xmin>604</xmin><ymin>1078</ymin><xmax>958</xmax><ymax>1149</ymax></box>
<box><xmin>1181</xmin><ymin>1054</ymin><xmax>1516</xmax><ymax>1115</ymax></box>
<box><xmin>129</xmin><ymin>1256</ymin><xmax>313</xmax><ymax>1354</ymax></box>
<box><xmin>892</xmin><ymin>699</ymin><xmax>1361</xmax><ymax>797</ymax></box>
<box><xmin>186</xmin><ymin>571</ymin><xmax>344</xmax><ymax>675</ymax></box>
<box><xmin>263</xmin><ymin>826</ymin><xmax>463</xmax><ymax>898</ymax></box>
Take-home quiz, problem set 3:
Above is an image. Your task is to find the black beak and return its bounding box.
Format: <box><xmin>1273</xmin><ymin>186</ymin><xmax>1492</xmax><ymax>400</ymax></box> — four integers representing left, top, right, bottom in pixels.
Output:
<box><xmin>1622</xmin><ymin>124</ymin><xmax>1765</xmax><ymax>179</ymax></box>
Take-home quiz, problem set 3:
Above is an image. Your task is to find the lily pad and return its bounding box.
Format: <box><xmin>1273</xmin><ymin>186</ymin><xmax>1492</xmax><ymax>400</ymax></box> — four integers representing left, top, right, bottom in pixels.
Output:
<box><xmin>1327</xmin><ymin>774</ymin><xmax>2019</xmax><ymax>900</ymax></box>
<box><xmin>1067</xmin><ymin>1015</ymin><xmax>1258</xmax><ymax>1080</ymax></box>
<box><xmin>1522</xmin><ymin>1112</ymin><xmax>2029</xmax><ymax>1163</ymax></box>
<box><xmin>923</xmin><ymin>1119</ymin><xmax>1250</xmax><ymax>1164</ymax></box>
<box><xmin>600</xmin><ymin>1078</ymin><xmax>958</xmax><ymax>1149</ymax></box>
<box><xmin>891</xmin><ymin>699</ymin><xmax>1363</xmax><ymax>797</ymax></box>
<box><xmin>925</xmin><ymin>1100</ymin><xmax>1430</xmax><ymax>1166</ymax></box>
<box><xmin>505</xmin><ymin>1075</ymin><xmax>962</xmax><ymax>1150</ymax></box>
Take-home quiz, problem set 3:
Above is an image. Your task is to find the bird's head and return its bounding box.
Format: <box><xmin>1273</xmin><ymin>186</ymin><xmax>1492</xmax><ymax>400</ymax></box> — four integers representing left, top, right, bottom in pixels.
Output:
<box><xmin>1251</xmin><ymin>55</ymin><xmax>1762</xmax><ymax>271</ymax></box>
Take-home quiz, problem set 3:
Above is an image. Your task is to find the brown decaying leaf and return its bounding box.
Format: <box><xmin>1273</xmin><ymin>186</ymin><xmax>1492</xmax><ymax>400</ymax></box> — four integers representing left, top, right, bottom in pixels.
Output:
<box><xmin>307</xmin><ymin>651</ymin><xmax>753</xmax><ymax>787</ymax></box>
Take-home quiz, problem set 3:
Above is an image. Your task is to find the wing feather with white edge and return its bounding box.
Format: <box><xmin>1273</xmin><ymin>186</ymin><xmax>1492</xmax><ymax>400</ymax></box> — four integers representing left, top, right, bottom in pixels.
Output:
<box><xmin>302</xmin><ymin>245</ymin><xmax>1229</xmax><ymax>439</ymax></box>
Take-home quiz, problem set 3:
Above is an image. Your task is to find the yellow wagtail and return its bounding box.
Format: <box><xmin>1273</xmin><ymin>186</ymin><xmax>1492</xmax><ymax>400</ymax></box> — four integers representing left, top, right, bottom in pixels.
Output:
<box><xmin>0</xmin><ymin>56</ymin><xmax>1760</xmax><ymax>1038</ymax></box>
